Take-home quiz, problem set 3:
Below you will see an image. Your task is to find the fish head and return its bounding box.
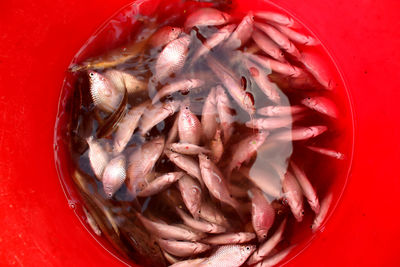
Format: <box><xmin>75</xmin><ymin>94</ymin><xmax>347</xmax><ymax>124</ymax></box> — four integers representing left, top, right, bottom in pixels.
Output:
<box><xmin>240</xmin><ymin>244</ymin><xmax>256</xmax><ymax>259</ymax></box>
<box><xmin>168</xmin><ymin>27</ymin><xmax>183</xmax><ymax>41</ymax></box>
<box><xmin>88</xmin><ymin>70</ymin><xmax>121</xmax><ymax>112</ymax></box>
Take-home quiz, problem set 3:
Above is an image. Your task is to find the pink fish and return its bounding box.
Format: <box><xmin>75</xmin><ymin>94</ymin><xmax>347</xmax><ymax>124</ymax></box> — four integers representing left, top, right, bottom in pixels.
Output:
<box><xmin>88</xmin><ymin>70</ymin><xmax>124</xmax><ymax>113</ymax></box>
<box><xmin>252</xmin><ymin>29</ymin><xmax>285</xmax><ymax>62</ymax></box>
<box><xmin>247</xmin><ymin>53</ymin><xmax>303</xmax><ymax>77</ymax></box>
<box><xmin>137</xmin><ymin>172</ymin><xmax>184</xmax><ymax>197</ymax></box>
<box><xmin>157</xmin><ymin>238</ymin><xmax>211</xmax><ymax>257</ymax></box>
<box><xmin>227</xmin><ymin>131</ymin><xmax>269</xmax><ymax>175</ymax></box>
<box><xmin>215</xmin><ymin>85</ymin><xmax>235</xmax><ymax>144</ymax></box>
<box><xmin>255</xmin><ymin>11</ymin><xmax>298</xmax><ymax>28</ymax></box>
<box><xmin>126</xmin><ymin>136</ymin><xmax>165</xmax><ymax>195</ymax></box>
<box><xmin>139</xmin><ymin>100</ymin><xmax>181</xmax><ymax>135</ymax></box>
<box><xmin>245</xmin><ymin>117</ymin><xmax>293</xmax><ymax>130</ymax></box>
<box><xmin>192</xmin><ymin>24</ymin><xmax>236</xmax><ymax>63</ymax></box>
<box><xmin>165</xmin><ymin>149</ymin><xmax>203</xmax><ymax>185</ymax></box>
<box><xmin>103</xmin><ymin>69</ymin><xmax>147</xmax><ymax>96</ymax></box>
<box><xmin>155</xmin><ymin>35</ymin><xmax>191</xmax><ymax>82</ymax></box>
<box><xmin>282</xmin><ymin>171</ymin><xmax>304</xmax><ymax>222</ymax></box>
<box><xmin>102</xmin><ymin>155</ymin><xmax>126</xmax><ymax>198</ymax></box>
<box><xmin>255</xmin><ymin>22</ymin><xmax>301</xmax><ymax>58</ymax></box>
<box><xmin>272</xmin><ymin>23</ymin><xmax>319</xmax><ymax>46</ymax></box>
<box><xmin>300</xmin><ymin>52</ymin><xmax>334</xmax><ymax>90</ymax></box>
<box><xmin>166</xmin><ymin>115</ymin><xmax>179</xmax><ymax>145</ymax></box>
<box><xmin>198</xmin><ymin>154</ymin><xmax>244</xmax><ymax>219</ymax></box>
<box><xmin>184</xmin><ymin>8</ymin><xmax>231</xmax><ymax>31</ymax></box>
<box><xmin>176</xmin><ymin>208</ymin><xmax>226</xmax><ymax>234</ymax></box>
<box><xmin>208</xmin><ymin>57</ymin><xmax>255</xmax><ymax>115</ymax></box>
<box><xmin>177</xmin><ymin>175</ymin><xmax>203</xmax><ymax>219</ymax></box>
<box><xmin>202</xmin><ymin>244</ymin><xmax>256</xmax><ymax>267</ymax></box>
<box><xmin>151</xmin><ymin>78</ymin><xmax>204</xmax><ymax>104</ymax></box>
<box><xmin>301</xmin><ymin>96</ymin><xmax>339</xmax><ymax>118</ymax></box>
<box><xmin>249</xmin><ymin>187</ymin><xmax>276</xmax><ymax>242</ymax></box>
<box><xmin>306</xmin><ymin>145</ymin><xmax>345</xmax><ymax>160</ymax></box>
<box><xmin>271</xmin><ymin>125</ymin><xmax>328</xmax><ymax>142</ymax></box>
<box><xmin>247</xmin><ymin>218</ymin><xmax>287</xmax><ymax>265</ymax></box>
<box><xmin>202</xmin><ymin>232</ymin><xmax>256</xmax><ymax>245</ymax></box>
<box><xmin>148</xmin><ymin>26</ymin><xmax>183</xmax><ymax>48</ymax></box>
<box><xmin>86</xmin><ymin>136</ymin><xmax>109</xmax><ymax>180</ymax></box>
<box><xmin>257</xmin><ymin>105</ymin><xmax>304</xmax><ymax>117</ymax></box>
<box><xmin>246</xmin><ymin>59</ymin><xmax>281</xmax><ymax>103</ymax></box>
<box><xmin>178</xmin><ymin>102</ymin><xmax>203</xmax><ymax>145</ymax></box>
<box><xmin>113</xmin><ymin>101</ymin><xmax>149</xmax><ymax>154</ymax></box>
<box><xmin>254</xmin><ymin>245</ymin><xmax>294</xmax><ymax>267</ymax></box>
<box><xmin>169</xmin><ymin>143</ymin><xmax>211</xmax><ymax>155</ymax></box>
<box><xmin>199</xmin><ymin>200</ymin><xmax>230</xmax><ymax>228</ymax></box>
<box><xmin>224</xmin><ymin>13</ymin><xmax>254</xmax><ymax>49</ymax></box>
<box><xmin>210</xmin><ymin>127</ymin><xmax>224</xmax><ymax>163</ymax></box>
<box><xmin>201</xmin><ymin>88</ymin><xmax>218</xmax><ymax>142</ymax></box>
<box><xmin>290</xmin><ymin>161</ymin><xmax>320</xmax><ymax>214</ymax></box>
<box><xmin>312</xmin><ymin>192</ymin><xmax>333</xmax><ymax>232</ymax></box>
<box><xmin>135</xmin><ymin>212</ymin><xmax>205</xmax><ymax>241</ymax></box>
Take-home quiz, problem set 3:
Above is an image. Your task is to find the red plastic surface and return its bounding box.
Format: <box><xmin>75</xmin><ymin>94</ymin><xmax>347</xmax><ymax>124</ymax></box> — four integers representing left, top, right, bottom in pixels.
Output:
<box><xmin>1</xmin><ymin>0</ymin><xmax>399</xmax><ymax>266</ymax></box>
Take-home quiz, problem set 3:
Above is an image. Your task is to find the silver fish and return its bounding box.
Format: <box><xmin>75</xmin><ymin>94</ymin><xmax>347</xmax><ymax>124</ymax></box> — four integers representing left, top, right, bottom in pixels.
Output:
<box><xmin>102</xmin><ymin>155</ymin><xmax>126</xmax><ymax>198</ymax></box>
<box><xmin>157</xmin><ymin>238</ymin><xmax>211</xmax><ymax>257</ymax></box>
<box><xmin>86</xmin><ymin>136</ymin><xmax>109</xmax><ymax>180</ymax></box>
<box><xmin>177</xmin><ymin>175</ymin><xmax>203</xmax><ymax>219</ymax></box>
<box><xmin>203</xmin><ymin>244</ymin><xmax>256</xmax><ymax>267</ymax></box>
<box><xmin>139</xmin><ymin>100</ymin><xmax>181</xmax><ymax>135</ymax></box>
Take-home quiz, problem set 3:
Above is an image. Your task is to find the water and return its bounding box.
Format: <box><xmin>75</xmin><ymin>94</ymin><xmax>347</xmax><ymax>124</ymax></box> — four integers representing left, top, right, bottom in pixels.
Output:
<box><xmin>54</xmin><ymin>0</ymin><xmax>354</xmax><ymax>266</ymax></box>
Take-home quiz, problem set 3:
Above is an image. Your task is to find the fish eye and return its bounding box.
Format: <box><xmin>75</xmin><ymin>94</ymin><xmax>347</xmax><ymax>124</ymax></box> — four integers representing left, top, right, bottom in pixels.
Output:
<box><xmin>171</xmin><ymin>28</ymin><xmax>175</xmax><ymax>31</ymax></box>
<box><xmin>89</xmin><ymin>72</ymin><xmax>94</xmax><ymax>77</ymax></box>
<box><xmin>246</xmin><ymin>246</ymin><xmax>250</xmax><ymax>250</ymax></box>
<box><xmin>185</xmin><ymin>106</ymin><xmax>189</xmax><ymax>110</ymax></box>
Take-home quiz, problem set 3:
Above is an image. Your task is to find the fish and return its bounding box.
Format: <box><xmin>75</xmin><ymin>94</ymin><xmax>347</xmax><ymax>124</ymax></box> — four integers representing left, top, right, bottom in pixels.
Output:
<box><xmin>301</xmin><ymin>96</ymin><xmax>339</xmax><ymax>118</ymax></box>
<box><xmin>306</xmin><ymin>145</ymin><xmax>345</xmax><ymax>160</ymax></box>
<box><xmin>151</xmin><ymin>78</ymin><xmax>204</xmax><ymax>104</ymax></box>
<box><xmin>104</xmin><ymin>69</ymin><xmax>147</xmax><ymax>96</ymax></box>
<box><xmin>113</xmin><ymin>101</ymin><xmax>149</xmax><ymax>154</ymax></box>
<box><xmin>312</xmin><ymin>192</ymin><xmax>333</xmax><ymax>232</ymax></box>
<box><xmin>257</xmin><ymin>105</ymin><xmax>304</xmax><ymax>117</ymax></box>
<box><xmin>139</xmin><ymin>100</ymin><xmax>181</xmax><ymax>135</ymax></box>
<box><xmin>282</xmin><ymin>171</ymin><xmax>304</xmax><ymax>222</ymax></box>
<box><xmin>255</xmin><ymin>11</ymin><xmax>298</xmax><ymax>28</ymax></box>
<box><xmin>247</xmin><ymin>53</ymin><xmax>303</xmax><ymax>77</ymax></box>
<box><xmin>155</xmin><ymin>35</ymin><xmax>191</xmax><ymax>82</ymax></box>
<box><xmin>201</xmin><ymin>88</ymin><xmax>218</xmax><ymax>142</ymax></box>
<box><xmin>271</xmin><ymin>23</ymin><xmax>319</xmax><ymax>46</ymax></box>
<box><xmin>135</xmin><ymin>212</ymin><xmax>206</xmax><ymax>241</ymax></box>
<box><xmin>198</xmin><ymin>154</ymin><xmax>244</xmax><ymax>219</ymax></box>
<box><xmin>202</xmin><ymin>244</ymin><xmax>256</xmax><ymax>267</ymax></box>
<box><xmin>199</xmin><ymin>199</ymin><xmax>230</xmax><ymax>227</ymax></box>
<box><xmin>252</xmin><ymin>29</ymin><xmax>286</xmax><ymax>62</ymax></box>
<box><xmin>249</xmin><ymin>187</ymin><xmax>276</xmax><ymax>242</ymax></box>
<box><xmin>156</xmin><ymin>238</ymin><xmax>211</xmax><ymax>257</ymax></box>
<box><xmin>177</xmin><ymin>175</ymin><xmax>203</xmax><ymax>219</ymax></box>
<box><xmin>245</xmin><ymin>59</ymin><xmax>281</xmax><ymax>103</ymax></box>
<box><xmin>169</xmin><ymin>143</ymin><xmax>211</xmax><ymax>155</ymax></box>
<box><xmin>102</xmin><ymin>155</ymin><xmax>126</xmax><ymax>198</ymax></box>
<box><xmin>202</xmin><ymin>232</ymin><xmax>256</xmax><ymax>245</ymax></box>
<box><xmin>290</xmin><ymin>161</ymin><xmax>320</xmax><ymax>214</ymax></box>
<box><xmin>300</xmin><ymin>52</ymin><xmax>334</xmax><ymax>89</ymax></box>
<box><xmin>86</xmin><ymin>136</ymin><xmax>109</xmax><ymax>180</ymax></box>
<box><xmin>247</xmin><ymin>218</ymin><xmax>287</xmax><ymax>265</ymax></box>
<box><xmin>83</xmin><ymin>206</ymin><xmax>101</xmax><ymax>236</ymax></box>
<box><xmin>88</xmin><ymin>70</ymin><xmax>124</xmax><ymax>113</ymax></box>
<box><xmin>166</xmin><ymin>115</ymin><xmax>179</xmax><ymax>145</ymax></box>
<box><xmin>245</xmin><ymin>117</ymin><xmax>293</xmax><ymax>130</ymax></box>
<box><xmin>176</xmin><ymin>207</ymin><xmax>226</xmax><ymax>234</ymax></box>
<box><xmin>208</xmin><ymin>56</ymin><xmax>255</xmax><ymax>115</ymax></box>
<box><xmin>253</xmin><ymin>245</ymin><xmax>294</xmax><ymax>267</ymax></box>
<box><xmin>227</xmin><ymin>131</ymin><xmax>269</xmax><ymax>176</ymax></box>
<box><xmin>215</xmin><ymin>85</ymin><xmax>235</xmax><ymax>144</ymax></box>
<box><xmin>255</xmin><ymin>22</ymin><xmax>301</xmax><ymax>58</ymax></box>
<box><xmin>137</xmin><ymin>172</ymin><xmax>184</xmax><ymax>197</ymax></box>
<box><xmin>210</xmin><ymin>127</ymin><xmax>224</xmax><ymax>163</ymax></box>
<box><xmin>126</xmin><ymin>136</ymin><xmax>165</xmax><ymax>195</ymax></box>
<box><xmin>192</xmin><ymin>24</ymin><xmax>236</xmax><ymax>63</ymax></box>
<box><xmin>224</xmin><ymin>13</ymin><xmax>255</xmax><ymax>49</ymax></box>
<box><xmin>165</xmin><ymin>150</ymin><xmax>203</xmax><ymax>185</ymax></box>
<box><xmin>270</xmin><ymin>126</ymin><xmax>328</xmax><ymax>141</ymax></box>
<box><xmin>178</xmin><ymin>102</ymin><xmax>203</xmax><ymax>145</ymax></box>
<box><xmin>148</xmin><ymin>26</ymin><xmax>183</xmax><ymax>48</ymax></box>
<box><xmin>184</xmin><ymin>8</ymin><xmax>231</xmax><ymax>31</ymax></box>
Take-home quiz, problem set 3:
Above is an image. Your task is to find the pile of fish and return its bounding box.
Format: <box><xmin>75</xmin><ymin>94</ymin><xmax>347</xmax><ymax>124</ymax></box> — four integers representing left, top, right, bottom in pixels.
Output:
<box><xmin>69</xmin><ymin>4</ymin><xmax>344</xmax><ymax>267</ymax></box>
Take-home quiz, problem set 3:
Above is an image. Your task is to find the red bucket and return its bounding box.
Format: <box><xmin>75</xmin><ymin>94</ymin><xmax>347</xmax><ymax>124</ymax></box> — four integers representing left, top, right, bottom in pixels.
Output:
<box><xmin>1</xmin><ymin>0</ymin><xmax>399</xmax><ymax>266</ymax></box>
